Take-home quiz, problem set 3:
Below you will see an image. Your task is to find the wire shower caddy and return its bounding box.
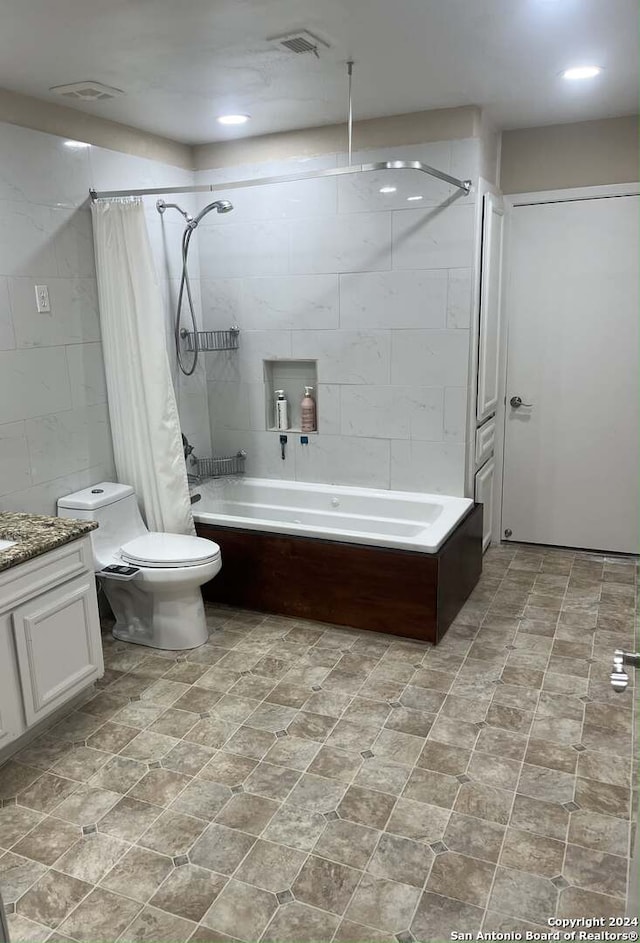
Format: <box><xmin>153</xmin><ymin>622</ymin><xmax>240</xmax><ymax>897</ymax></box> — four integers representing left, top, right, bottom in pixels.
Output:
<box><xmin>181</xmin><ymin>325</ymin><xmax>240</xmax><ymax>352</ymax></box>
<box><xmin>192</xmin><ymin>450</ymin><xmax>247</xmax><ymax>479</ymax></box>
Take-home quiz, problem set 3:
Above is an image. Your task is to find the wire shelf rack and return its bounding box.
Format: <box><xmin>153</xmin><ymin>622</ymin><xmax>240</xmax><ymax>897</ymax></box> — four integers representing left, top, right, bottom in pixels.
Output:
<box><xmin>181</xmin><ymin>326</ymin><xmax>240</xmax><ymax>352</ymax></box>
<box><xmin>194</xmin><ymin>450</ymin><xmax>247</xmax><ymax>479</ymax></box>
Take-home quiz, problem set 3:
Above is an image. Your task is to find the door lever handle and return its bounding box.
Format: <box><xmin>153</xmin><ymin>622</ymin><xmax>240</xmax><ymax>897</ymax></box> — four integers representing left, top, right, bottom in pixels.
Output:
<box><xmin>510</xmin><ymin>395</ymin><xmax>533</xmax><ymax>408</ymax></box>
<box><xmin>610</xmin><ymin>649</ymin><xmax>640</xmax><ymax>692</ymax></box>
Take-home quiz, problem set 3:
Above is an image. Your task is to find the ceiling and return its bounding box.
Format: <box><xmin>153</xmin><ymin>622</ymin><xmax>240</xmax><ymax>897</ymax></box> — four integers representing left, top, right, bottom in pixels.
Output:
<box><xmin>1</xmin><ymin>0</ymin><xmax>637</xmax><ymax>144</ymax></box>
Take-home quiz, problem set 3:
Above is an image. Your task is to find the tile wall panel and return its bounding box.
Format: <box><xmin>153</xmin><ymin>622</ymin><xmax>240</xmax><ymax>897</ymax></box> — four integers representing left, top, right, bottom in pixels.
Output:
<box><xmin>197</xmin><ymin>139</ymin><xmax>480</xmax><ymax>494</ymax></box>
<box><xmin>0</xmin><ymin>120</ymin><xmax>205</xmax><ymax>512</ymax></box>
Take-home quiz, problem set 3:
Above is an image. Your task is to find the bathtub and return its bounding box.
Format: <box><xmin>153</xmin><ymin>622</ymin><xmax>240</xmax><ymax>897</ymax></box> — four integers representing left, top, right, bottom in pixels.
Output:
<box><xmin>192</xmin><ymin>477</ymin><xmax>473</xmax><ymax>553</ymax></box>
<box><xmin>193</xmin><ymin>477</ymin><xmax>482</xmax><ymax>645</ymax></box>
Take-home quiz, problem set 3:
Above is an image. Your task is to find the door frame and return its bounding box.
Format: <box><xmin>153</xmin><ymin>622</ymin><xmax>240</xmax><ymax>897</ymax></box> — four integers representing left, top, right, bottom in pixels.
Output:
<box><xmin>498</xmin><ymin>181</ymin><xmax>640</xmax><ymax>546</ymax></box>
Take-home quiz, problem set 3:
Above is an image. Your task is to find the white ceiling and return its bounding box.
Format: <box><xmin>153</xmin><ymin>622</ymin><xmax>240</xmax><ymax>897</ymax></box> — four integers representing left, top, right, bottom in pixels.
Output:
<box><xmin>0</xmin><ymin>0</ymin><xmax>637</xmax><ymax>144</ymax></box>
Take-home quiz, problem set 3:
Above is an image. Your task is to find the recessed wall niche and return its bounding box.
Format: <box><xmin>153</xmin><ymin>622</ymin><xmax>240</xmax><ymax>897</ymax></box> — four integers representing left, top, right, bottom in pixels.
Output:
<box><xmin>263</xmin><ymin>359</ymin><xmax>318</xmax><ymax>432</ymax></box>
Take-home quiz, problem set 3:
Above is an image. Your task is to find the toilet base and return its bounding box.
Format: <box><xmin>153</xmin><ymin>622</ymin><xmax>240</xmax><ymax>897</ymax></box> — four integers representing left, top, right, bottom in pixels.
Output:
<box><xmin>105</xmin><ymin>580</ymin><xmax>210</xmax><ymax>651</ymax></box>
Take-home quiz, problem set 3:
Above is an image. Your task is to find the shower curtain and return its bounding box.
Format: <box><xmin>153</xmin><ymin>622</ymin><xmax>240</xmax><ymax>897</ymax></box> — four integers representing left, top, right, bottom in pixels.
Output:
<box><xmin>91</xmin><ymin>199</ymin><xmax>195</xmax><ymax>536</ymax></box>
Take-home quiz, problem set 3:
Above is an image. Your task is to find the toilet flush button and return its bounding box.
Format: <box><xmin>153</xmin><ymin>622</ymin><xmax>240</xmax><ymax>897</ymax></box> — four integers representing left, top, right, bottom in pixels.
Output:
<box><xmin>91</xmin><ymin>489</ymin><xmax>104</xmax><ymax>494</ymax></box>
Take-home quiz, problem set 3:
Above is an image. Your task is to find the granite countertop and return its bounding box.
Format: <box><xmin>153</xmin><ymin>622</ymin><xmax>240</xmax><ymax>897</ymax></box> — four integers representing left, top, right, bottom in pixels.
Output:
<box><xmin>0</xmin><ymin>512</ymin><xmax>98</xmax><ymax>574</ymax></box>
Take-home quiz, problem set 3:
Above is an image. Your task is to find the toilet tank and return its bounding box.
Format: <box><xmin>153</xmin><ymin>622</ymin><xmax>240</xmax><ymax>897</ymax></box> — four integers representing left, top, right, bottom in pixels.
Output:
<box><xmin>58</xmin><ymin>482</ymin><xmax>147</xmax><ymax>568</ymax></box>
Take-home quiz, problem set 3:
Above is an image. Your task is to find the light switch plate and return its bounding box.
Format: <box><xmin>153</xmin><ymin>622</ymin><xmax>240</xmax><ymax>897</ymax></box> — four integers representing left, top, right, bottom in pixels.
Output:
<box><xmin>35</xmin><ymin>285</ymin><xmax>50</xmax><ymax>313</ymax></box>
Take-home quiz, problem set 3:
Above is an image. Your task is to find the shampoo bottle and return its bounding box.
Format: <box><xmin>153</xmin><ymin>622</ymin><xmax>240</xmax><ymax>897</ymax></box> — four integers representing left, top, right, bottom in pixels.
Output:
<box><xmin>275</xmin><ymin>390</ymin><xmax>289</xmax><ymax>430</ymax></box>
<box><xmin>301</xmin><ymin>386</ymin><xmax>317</xmax><ymax>433</ymax></box>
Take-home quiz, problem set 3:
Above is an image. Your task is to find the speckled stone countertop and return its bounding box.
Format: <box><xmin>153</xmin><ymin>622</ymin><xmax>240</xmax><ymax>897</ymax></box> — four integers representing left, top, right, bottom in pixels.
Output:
<box><xmin>0</xmin><ymin>512</ymin><xmax>98</xmax><ymax>574</ymax></box>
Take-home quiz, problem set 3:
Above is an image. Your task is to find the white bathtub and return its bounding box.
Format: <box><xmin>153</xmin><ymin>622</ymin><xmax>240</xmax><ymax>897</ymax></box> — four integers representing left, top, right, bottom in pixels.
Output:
<box><xmin>192</xmin><ymin>477</ymin><xmax>473</xmax><ymax>553</ymax></box>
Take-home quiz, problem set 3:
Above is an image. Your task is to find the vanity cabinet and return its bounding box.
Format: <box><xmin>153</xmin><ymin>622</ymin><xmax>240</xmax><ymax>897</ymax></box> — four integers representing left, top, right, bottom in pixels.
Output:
<box><xmin>0</xmin><ymin>618</ymin><xmax>22</xmax><ymax>749</ymax></box>
<box><xmin>0</xmin><ymin>536</ymin><xmax>103</xmax><ymax>749</ymax></box>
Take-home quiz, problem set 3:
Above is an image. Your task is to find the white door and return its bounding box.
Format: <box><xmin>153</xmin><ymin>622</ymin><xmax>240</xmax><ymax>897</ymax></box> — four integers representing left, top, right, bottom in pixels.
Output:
<box><xmin>475</xmin><ymin>459</ymin><xmax>495</xmax><ymax>552</ymax></box>
<box><xmin>12</xmin><ymin>576</ymin><xmax>103</xmax><ymax>725</ymax></box>
<box><xmin>477</xmin><ymin>193</ymin><xmax>505</xmax><ymax>423</ymax></box>
<box><xmin>629</xmin><ymin>828</ymin><xmax>639</xmax><ymax>920</ymax></box>
<box><xmin>502</xmin><ymin>194</ymin><xmax>639</xmax><ymax>554</ymax></box>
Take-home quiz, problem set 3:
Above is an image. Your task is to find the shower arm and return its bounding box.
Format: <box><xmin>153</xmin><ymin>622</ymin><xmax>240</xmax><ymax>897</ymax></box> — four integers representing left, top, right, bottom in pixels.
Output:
<box><xmin>156</xmin><ymin>198</ymin><xmax>233</xmax><ymax>227</ymax></box>
<box><xmin>89</xmin><ymin>160</ymin><xmax>472</xmax><ymax>202</ymax></box>
<box><xmin>156</xmin><ymin>199</ymin><xmax>193</xmax><ymax>223</ymax></box>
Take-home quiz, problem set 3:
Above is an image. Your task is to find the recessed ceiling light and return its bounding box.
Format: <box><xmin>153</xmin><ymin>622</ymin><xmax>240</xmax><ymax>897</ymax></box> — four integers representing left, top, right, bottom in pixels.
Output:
<box><xmin>407</xmin><ymin>195</ymin><xmax>423</xmax><ymax>202</ymax></box>
<box><xmin>217</xmin><ymin>114</ymin><xmax>250</xmax><ymax>125</ymax></box>
<box><xmin>561</xmin><ymin>66</ymin><xmax>602</xmax><ymax>80</ymax></box>
<box><xmin>379</xmin><ymin>186</ymin><xmax>397</xmax><ymax>194</ymax></box>
<box><xmin>63</xmin><ymin>140</ymin><xmax>91</xmax><ymax>148</ymax></box>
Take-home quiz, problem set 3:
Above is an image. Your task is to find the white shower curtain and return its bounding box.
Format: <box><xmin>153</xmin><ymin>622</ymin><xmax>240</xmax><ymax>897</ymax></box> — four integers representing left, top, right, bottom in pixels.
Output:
<box><xmin>91</xmin><ymin>199</ymin><xmax>195</xmax><ymax>536</ymax></box>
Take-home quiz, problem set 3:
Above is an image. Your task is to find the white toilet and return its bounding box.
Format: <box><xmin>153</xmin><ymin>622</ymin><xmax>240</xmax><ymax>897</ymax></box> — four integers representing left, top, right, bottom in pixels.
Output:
<box><xmin>58</xmin><ymin>482</ymin><xmax>221</xmax><ymax>651</ymax></box>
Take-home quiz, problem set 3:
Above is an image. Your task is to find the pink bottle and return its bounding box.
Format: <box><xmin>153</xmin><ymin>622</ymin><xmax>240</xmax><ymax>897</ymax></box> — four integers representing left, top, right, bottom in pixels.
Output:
<box><xmin>301</xmin><ymin>386</ymin><xmax>317</xmax><ymax>433</ymax></box>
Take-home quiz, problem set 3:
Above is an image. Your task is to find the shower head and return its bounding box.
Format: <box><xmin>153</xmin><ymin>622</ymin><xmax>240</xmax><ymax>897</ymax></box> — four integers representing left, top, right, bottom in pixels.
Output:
<box><xmin>189</xmin><ymin>199</ymin><xmax>234</xmax><ymax>228</ymax></box>
<box><xmin>156</xmin><ymin>197</ymin><xmax>233</xmax><ymax>229</ymax></box>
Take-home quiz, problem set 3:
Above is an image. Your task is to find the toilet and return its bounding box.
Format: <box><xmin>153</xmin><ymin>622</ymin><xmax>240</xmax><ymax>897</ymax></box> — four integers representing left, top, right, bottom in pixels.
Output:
<box><xmin>58</xmin><ymin>482</ymin><xmax>221</xmax><ymax>651</ymax></box>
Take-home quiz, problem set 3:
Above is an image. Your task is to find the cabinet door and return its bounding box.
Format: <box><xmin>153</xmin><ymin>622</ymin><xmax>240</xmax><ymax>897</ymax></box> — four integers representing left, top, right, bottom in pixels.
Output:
<box><xmin>476</xmin><ymin>192</ymin><xmax>505</xmax><ymax>423</ymax></box>
<box><xmin>0</xmin><ymin>612</ymin><xmax>26</xmax><ymax>747</ymax></box>
<box><xmin>474</xmin><ymin>459</ymin><xmax>496</xmax><ymax>552</ymax></box>
<box><xmin>12</xmin><ymin>576</ymin><xmax>103</xmax><ymax>726</ymax></box>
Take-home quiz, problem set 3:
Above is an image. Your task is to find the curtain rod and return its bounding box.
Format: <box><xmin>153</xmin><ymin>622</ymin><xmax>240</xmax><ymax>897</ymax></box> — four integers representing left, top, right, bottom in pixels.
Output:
<box><xmin>89</xmin><ymin>160</ymin><xmax>472</xmax><ymax>201</ymax></box>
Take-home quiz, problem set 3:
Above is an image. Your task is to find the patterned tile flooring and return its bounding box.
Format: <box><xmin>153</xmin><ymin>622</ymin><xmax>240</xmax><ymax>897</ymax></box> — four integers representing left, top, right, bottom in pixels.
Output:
<box><xmin>0</xmin><ymin>543</ymin><xmax>637</xmax><ymax>942</ymax></box>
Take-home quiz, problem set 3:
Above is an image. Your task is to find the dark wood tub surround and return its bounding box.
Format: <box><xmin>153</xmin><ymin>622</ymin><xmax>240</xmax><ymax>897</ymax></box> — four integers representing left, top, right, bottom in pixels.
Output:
<box><xmin>197</xmin><ymin>503</ymin><xmax>482</xmax><ymax>645</ymax></box>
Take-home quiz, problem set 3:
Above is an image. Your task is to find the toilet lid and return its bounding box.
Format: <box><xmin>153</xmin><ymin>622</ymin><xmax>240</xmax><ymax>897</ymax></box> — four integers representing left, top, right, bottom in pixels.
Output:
<box><xmin>120</xmin><ymin>532</ymin><xmax>221</xmax><ymax>568</ymax></box>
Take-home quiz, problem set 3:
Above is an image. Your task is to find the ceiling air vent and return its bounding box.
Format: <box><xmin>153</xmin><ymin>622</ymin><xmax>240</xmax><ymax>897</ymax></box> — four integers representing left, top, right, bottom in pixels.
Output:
<box><xmin>268</xmin><ymin>30</ymin><xmax>331</xmax><ymax>56</ymax></box>
<box><xmin>49</xmin><ymin>81</ymin><xmax>125</xmax><ymax>102</ymax></box>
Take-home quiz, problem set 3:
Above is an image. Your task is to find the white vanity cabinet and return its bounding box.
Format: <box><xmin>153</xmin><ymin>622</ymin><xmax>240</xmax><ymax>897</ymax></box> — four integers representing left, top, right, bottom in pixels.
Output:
<box><xmin>0</xmin><ymin>618</ymin><xmax>22</xmax><ymax>749</ymax></box>
<box><xmin>0</xmin><ymin>536</ymin><xmax>103</xmax><ymax>749</ymax></box>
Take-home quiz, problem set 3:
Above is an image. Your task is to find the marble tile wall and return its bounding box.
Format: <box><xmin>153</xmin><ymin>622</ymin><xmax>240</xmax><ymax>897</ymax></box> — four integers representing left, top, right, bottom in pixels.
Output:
<box><xmin>0</xmin><ymin>120</ymin><xmax>208</xmax><ymax>514</ymax></box>
<box><xmin>195</xmin><ymin>140</ymin><xmax>480</xmax><ymax>494</ymax></box>
<box><xmin>0</xmin><ymin>123</ymin><xmax>481</xmax><ymax>509</ymax></box>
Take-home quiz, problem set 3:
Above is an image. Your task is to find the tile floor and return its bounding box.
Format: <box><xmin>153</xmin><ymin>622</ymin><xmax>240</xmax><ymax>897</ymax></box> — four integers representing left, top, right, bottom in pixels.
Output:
<box><xmin>0</xmin><ymin>543</ymin><xmax>637</xmax><ymax>942</ymax></box>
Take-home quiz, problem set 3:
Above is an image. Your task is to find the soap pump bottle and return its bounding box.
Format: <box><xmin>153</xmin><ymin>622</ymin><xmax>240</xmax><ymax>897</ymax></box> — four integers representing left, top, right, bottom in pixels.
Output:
<box><xmin>301</xmin><ymin>386</ymin><xmax>317</xmax><ymax>433</ymax></box>
<box><xmin>275</xmin><ymin>390</ymin><xmax>289</xmax><ymax>430</ymax></box>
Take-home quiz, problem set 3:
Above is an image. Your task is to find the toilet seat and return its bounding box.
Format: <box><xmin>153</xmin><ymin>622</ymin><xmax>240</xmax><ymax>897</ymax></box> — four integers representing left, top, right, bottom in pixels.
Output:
<box><xmin>120</xmin><ymin>532</ymin><xmax>221</xmax><ymax>568</ymax></box>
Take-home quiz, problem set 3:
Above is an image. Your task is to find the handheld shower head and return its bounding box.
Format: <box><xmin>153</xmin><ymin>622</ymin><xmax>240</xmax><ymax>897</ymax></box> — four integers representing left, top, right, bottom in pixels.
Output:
<box><xmin>170</xmin><ymin>194</ymin><xmax>234</xmax><ymax>376</ymax></box>
<box><xmin>189</xmin><ymin>199</ymin><xmax>234</xmax><ymax>228</ymax></box>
